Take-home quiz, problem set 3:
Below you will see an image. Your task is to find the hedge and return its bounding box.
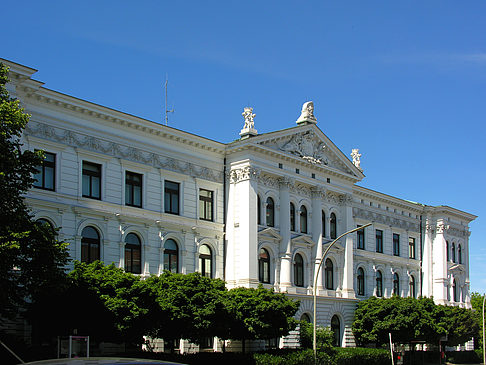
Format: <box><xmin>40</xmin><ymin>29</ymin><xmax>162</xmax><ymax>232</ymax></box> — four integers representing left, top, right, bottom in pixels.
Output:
<box><xmin>333</xmin><ymin>347</ymin><xmax>391</xmax><ymax>365</ymax></box>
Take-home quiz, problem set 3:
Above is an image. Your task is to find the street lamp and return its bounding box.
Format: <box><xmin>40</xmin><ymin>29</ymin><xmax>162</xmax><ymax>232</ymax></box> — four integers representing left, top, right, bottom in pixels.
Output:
<box><xmin>483</xmin><ymin>293</ymin><xmax>485</xmax><ymax>365</ymax></box>
<box><xmin>313</xmin><ymin>222</ymin><xmax>372</xmax><ymax>361</ymax></box>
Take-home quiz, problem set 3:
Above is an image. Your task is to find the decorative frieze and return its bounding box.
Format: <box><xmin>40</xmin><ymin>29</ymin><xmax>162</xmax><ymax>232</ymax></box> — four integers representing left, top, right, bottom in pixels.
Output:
<box><xmin>25</xmin><ymin>121</ymin><xmax>224</xmax><ymax>182</ymax></box>
<box><xmin>353</xmin><ymin>207</ymin><xmax>420</xmax><ymax>232</ymax></box>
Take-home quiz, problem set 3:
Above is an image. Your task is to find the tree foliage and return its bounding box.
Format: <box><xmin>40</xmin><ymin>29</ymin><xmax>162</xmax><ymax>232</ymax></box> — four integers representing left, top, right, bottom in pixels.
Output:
<box><xmin>224</xmin><ymin>286</ymin><xmax>300</xmax><ymax>343</ymax></box>
<box><xmin>352</xmin><ymin>296</ymin><xmax>478</xmax><ymax>347</ymax></box>
<box><xmin>145</xmin><ymin>271</ymin><xmax>229</xmax><ymax>345</ymax></box>
<box><xmin>470</xmin><ymin>292</ymin><xmax>485</xmax><ymax>349</ymax></box>
<box><xmin>0</xmin><ymin>62</ymin><xmax>69</xmax><ymax>318</ymax></box>
<box><xmin>30</xmin><ymin>261</ymin><xmax>155</xmax><ymax>344</ymax></box>
<box><xmin>31</xmin><ymin>261</ymin><xmax>300</xmax><ymax>347</ymax></box>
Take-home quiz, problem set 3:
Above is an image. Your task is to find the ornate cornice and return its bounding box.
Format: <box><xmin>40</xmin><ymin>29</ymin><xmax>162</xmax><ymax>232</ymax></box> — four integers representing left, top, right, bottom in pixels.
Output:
<box><xmin>353</xmin><ymin>207</ymin><xmax>420</xmax><ymax>232</ymax></box>
<box><xmin>25</xmin><ymin>121</ymin><xmax>224</xmax><ymax>182</ymax></box>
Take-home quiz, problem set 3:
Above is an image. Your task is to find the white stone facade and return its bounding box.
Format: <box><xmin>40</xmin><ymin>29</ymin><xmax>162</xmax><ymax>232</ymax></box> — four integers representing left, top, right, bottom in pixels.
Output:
<box><xmin>2</xmin><ymin>59</ymin><xmax>476</xmax><ymax>350</ymax></box>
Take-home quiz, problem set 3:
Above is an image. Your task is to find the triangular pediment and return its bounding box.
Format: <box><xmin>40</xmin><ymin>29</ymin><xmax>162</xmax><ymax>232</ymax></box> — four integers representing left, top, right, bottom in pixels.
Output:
<box><xmin>291</xmin><ymin>234</ymin><xmax>315</xmax><ymax>248</ymax></box>
<box><xmin>237</xmin><ymin>124</ymin><xmax>364</xmax><ymax>181</ymax></box>
<box><xmin>258</xmin><ymin>227</ymin><xmax>282</xmax><ymax>242</ymax></box>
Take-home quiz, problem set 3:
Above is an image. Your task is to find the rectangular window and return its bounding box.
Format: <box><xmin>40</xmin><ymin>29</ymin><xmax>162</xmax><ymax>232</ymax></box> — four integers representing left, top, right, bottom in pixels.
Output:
<box><xmin>409</xmin><ymin>237</ymin><xmax>416</xmax><ymax>259</ymax></box>
<box><xmin>393</xmin><ymin>233</ymin><xmax>400</xmax><ymax>256</ymax></box>
<box><xmin>125</xmin><ymin>171</ymin><xmax>142</xmax><ymax>207</ymax></box>
<box><xmin>357</xmin><ymin>225</ymin><xmax>365</xmax><ymax>250</ymax></box>
<box><xmin>199</xmin><ymin>189</ymin><xmax>214</xmax><ymax>221</ymax></box>
<box><xmin>82</xmin><ymin>161</ymin><xmax>101</xmax><ymax>199</ymax></box>
<box><xmin>33</xmin><ymin>151</ymin><xmax>55</xmax><ymax>191</ymax></box>
<box><xmin>376</xmin><ymin>229</ymin><xmax>383</xmax><ymax>253</ymax></box>
<box><xmin>164</xmin><ymin>181</ymin><xmax>180</xmax><ymax>215</ymax></box>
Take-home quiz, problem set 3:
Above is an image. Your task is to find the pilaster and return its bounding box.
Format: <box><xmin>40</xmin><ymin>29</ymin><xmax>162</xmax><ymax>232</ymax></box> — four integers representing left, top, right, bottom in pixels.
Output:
<box><xmin>279</xmin><ymin>177</ymin><xmax>292</xmax><ymax>290</ymax></box>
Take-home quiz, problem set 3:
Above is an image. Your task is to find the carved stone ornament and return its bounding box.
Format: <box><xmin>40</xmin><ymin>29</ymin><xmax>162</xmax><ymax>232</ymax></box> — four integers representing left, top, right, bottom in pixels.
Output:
<box><xmin>296</xmin><ymin>101</ymin><xmax>317</xmax><ymax>125</ymax></box>
<box><xmin>25</xmin><ymin>121</ymin><xmax>224</xmax><ymax>182</ymax></box>
<box><xmin>229</xmin><ymin>166</ymin><xmax>260</xmax><ymax>184</ymax></box>
<box><xmin>280</xmin><ymin>131</ymin><xmax>329</xmax><ymax>166</ymax></box>
<box><xmin>240</xmin><ymin>107</ymin><xmax>258</xmax><ymax>138</ymax></box>
<box><xmin>350</xmin><ymin>149</ymin><xmax>362</xmax><ymax>171</ymax></box>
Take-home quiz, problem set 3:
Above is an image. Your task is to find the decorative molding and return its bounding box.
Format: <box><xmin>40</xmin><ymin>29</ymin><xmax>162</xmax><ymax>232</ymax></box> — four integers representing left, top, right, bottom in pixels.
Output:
<box><xmin>353</xmin><ymin>207</ymin><xmax>420</xmax><ymax>232</ymax></box>
<box><xmin>278</xmin><ymin>176</ymin><xmax>295</xmax><ymax>189</ymax></box>
<box><xmin>258</xmin><ymin>173</ymin><xmax>280</xmax><ymax>189</ymax></box>
<box><xmin>25</xmin><ymin>121</ymin><xmax>224</xmax><ymax>182</ymax></box>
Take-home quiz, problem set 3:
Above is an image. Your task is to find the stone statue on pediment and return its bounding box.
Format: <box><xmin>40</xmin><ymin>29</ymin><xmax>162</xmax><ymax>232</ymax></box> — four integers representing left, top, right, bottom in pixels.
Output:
<box><xmin>296</xmin><ymin>101</ymin><xmax>317</xmax><ymax>125</ymax></box>
<box><xmin>240</xmin><ymin>106</ymin><xmax>258</xmax><ymax>139</ymax></box>
<box><xmin>351</xmin><ymin>149</ymin><xmax>362</xmax><ymax>171</ymax></box>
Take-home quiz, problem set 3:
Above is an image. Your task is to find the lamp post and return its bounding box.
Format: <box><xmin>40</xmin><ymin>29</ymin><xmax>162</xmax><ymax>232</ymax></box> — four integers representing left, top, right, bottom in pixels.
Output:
<box><xmin>483</xmin><ymin>293</ymin><xmax>485</xmax><ymax>365</ymax></box>
<box><xmin>313</xmin><ymin>222</ymin><xmax>372</xmax><ymax>361</ymax></box>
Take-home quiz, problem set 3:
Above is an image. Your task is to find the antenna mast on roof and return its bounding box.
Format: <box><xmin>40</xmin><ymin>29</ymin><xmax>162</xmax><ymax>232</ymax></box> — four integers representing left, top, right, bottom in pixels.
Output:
<box><xmin>164</xmin><ymin>75</ymin><xmax>174</xmax><ymax>126</ymax></box>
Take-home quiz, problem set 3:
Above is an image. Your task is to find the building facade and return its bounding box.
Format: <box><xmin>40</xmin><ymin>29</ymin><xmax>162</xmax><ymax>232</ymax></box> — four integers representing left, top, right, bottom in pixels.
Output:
<box><xmin>3</xmin><ymin>59</ymin><xmax>477</xmax><ymax>350</ymax></box>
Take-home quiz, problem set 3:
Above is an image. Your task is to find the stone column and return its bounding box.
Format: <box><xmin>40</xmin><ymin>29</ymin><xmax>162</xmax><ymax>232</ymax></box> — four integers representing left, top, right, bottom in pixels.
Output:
<box><xmin>279</xmin><ymin>177</ymin><xmax>293</xmax><ymax>290</ymax></box>
<box><xmin>341</xmin><ymin>195</ymin><xmax>355</xmax><ymax>298</ymax></box>
<box><xmin>311</xmin><ymin>188</ymin><xmax>324</xmax><ymax>293</ymax></box>
<box><xmin>421</xmin><ymin>213</ymin><xmax>434</xmax><ymax>297</ymax></box>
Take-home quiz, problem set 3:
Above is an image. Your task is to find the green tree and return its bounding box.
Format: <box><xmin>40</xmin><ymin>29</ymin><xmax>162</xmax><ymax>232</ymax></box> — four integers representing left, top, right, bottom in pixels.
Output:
<box><xmin>299</xmin><ymin>320</ymin><xmax>335</xmax><ymax>353</ymax></box>
<box><xmin>434</xmin><ymin>304</ymin><xmax>479</xmax><ymax>347</ymax></box>
<box><xmin>0</xmin><ymin>62</ymin><xmax>69</xmax><ymax>318</ymax></box>
<box><xmin>353</xmin><ymin>296</ymin><xmax>477</xmax><ymax>348</ymax></box>
<box><xmin>468</xmin><ymin>292</ymin><xmax>484</xmax><ymax>349</ymax></box>
<box><xmin>353</xmin><ymin>296</ymin><xmax>442</xmax><ymax>346</ymax></box>
<box><xmin>145</xmin><ymin>271</ymin><xmax>229</xmax><ymax>347</ymax></box>
<box><xmin>224</xmin><ymin>285</ymin><xmax>300</xmax><ymax>352</ymax></box>
<box><xmin>31</xmin><ymin>261</ymin><xmax>157</xmax><ymax>344</ymax></box>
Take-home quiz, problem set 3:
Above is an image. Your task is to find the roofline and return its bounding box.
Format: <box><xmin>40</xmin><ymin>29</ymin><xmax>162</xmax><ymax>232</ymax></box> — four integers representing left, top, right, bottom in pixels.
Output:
<box><xmin>2</xmin><ymin>58</ymin><xmax>226</xmax><ymax>154</ymax></box>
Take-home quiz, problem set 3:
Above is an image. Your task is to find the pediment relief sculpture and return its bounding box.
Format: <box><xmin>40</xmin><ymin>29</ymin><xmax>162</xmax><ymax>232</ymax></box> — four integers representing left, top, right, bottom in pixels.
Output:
<box><xmin>279</xmin><ymin>131</ymin><xmax>329</xmax><ymax>166</ymax></box>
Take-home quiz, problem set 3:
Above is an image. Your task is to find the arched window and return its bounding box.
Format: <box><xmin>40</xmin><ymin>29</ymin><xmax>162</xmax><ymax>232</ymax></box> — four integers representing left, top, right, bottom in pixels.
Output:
<box><xmin>331</xmin><ymin>315</ymin><xmax>341</xmax><ymax>347</ymax></box>
<box><xmin>300</xmin><ymin>206</ymin><xmax>307</xmax><ymax>234</ymax></box>
<box><xmin>164</xmin><ymin>239</ymin><xmax>179</xmax><ymax>273</ymax></box>
<box><xmin>453</xmin><ymin>279</ymin><xmax>458</xmax><ymax>302</ymax></box>
<box><xmin>257</xmin><ymin>195</ymin><xmax>262</xmax><ymax>225</ymax></box>
<box><xmin>458</xmin><ymin>245</ymin><xmax>462</xmax><ymax>264</ymax></box>
<box><xmin>357</xmin><ymin>268</ymin><xmax>365</xmax><ymax>296</ymax></box>
<box><xmin>294</xmin><ymin>253</ymin><xmax>304</xmax><ymax>287</ymax></box>
<box><xmin>301</xmin><ymin>313</ymin><xmax>311</xmax><ymax>323</ymax></box>
<box><xmin>266</xmin><ymin>197</ymin><xmax>275</xmax><ymax>227</ymax></box>
<box><xmin>446</xmin><ymin>241</ymin><xmax>450</xmax><ymax>261</ymax></box>
<box><xmin>409</xmin><ymin>275</ymin><xmax>416</xmax><ymax>298</ymax></box>
<box><xmin>290</xmin><ymin>203</ymin><xmax>296</xmax><ymax>231</ymax></box>
<box><xmin>258</xmin><ymin>248</ymin><xmax>270</xmax><ymax>284</ymax></box>
<box><xmin>36</xmin><ymin>218</ymin><xmax>56</xmax><ymax>235</ymax></box>
<box><xmin>125</xmin><ymin>233</ymin><xmax>141</xmax><ymax>274</ymax></box>
<box><xmin>452</xmin><ymin>242</ymin><xmax>456</xmax><ymax>263</ymax></box>
<box><xmin>81</xmin><ymin>226</ymin><xmax>100</xmax><ymax>263</ymax></box>
<box><xmin>330</xmin><ymin>213</ymin><xmax>337</xmax><ymax>239</ymax></box>
<box><xmin>325</xmin><ymin>258</ymin><xmax>333</xmax><ymax>290</ymax></box>
<box><xmin>322</xmin><ymin>211</ymin><xmax>326</xmax><ymax>237</ymax></box>
<box><xmin>376</xmin><ymin>271</ymin><xmax>383</xmax><ymax>297</ymax></box>
<box><xmin>199</xmin><ymin>244</ymin><xmax>212</xmax><ymax>278</ymax></box>
<box><xmin>393</xmin><ymin>273</ymin><xmax>400</xmax><ymax>296</ymax></box>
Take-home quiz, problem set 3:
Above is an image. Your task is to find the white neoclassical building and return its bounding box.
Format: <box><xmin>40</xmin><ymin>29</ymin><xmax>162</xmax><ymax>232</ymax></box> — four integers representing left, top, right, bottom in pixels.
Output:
<box><xmin>2</xmin><ymin>59</ymin><xmax>476</xmax><ymax>350</ymax></box>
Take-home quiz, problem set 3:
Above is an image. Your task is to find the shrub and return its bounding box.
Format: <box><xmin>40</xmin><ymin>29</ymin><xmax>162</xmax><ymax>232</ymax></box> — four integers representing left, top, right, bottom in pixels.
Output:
<box><xmin>446</xmin><ymin>350</ymin><xmax>482</xmax><ymax>364</ymax></box>
<box><xmin>334</xmin><ymin>347</ymin><xmax>390</xmax><ymax>365</ymax></box>
<box><xmin>254</xmin><ymin>349</ymin><xmax>333</xmax><ymax>365</ymax></box>
<box><xmin>299</xmin><ymin>320</ymin><xmax>335</xmax><ymax>354</ymax></box>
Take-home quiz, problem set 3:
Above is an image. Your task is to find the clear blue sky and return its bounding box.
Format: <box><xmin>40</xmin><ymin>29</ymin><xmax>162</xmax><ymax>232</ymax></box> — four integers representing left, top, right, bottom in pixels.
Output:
<box><xmin>3</xmin><ymin>1</ymin><xmax>485</xmax><ymax>294</ymax></box>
